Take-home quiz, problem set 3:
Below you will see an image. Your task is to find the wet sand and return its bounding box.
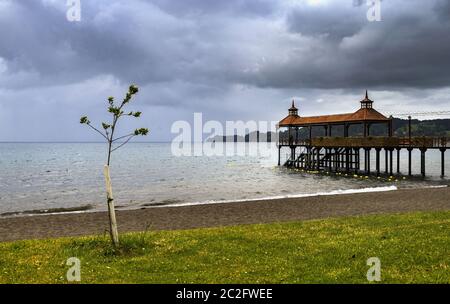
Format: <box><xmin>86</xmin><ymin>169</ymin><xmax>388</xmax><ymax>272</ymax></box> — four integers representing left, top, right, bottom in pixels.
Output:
<box><xmin>0</xmin><ymin>187</ymin><xmax>449</xmax><ymax>242</ymax></box>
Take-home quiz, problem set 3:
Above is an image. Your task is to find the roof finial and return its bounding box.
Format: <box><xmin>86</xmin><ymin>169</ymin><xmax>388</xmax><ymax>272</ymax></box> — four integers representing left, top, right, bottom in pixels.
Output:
<box><xmin>365</xmin><ymin>90</ymin><xmax>368</xmax><ymax>99</ymax></box>
<box><xmin>292</xmin><ymin>99</ymin><xmax>295</xmax><ymax>108</ymax></box>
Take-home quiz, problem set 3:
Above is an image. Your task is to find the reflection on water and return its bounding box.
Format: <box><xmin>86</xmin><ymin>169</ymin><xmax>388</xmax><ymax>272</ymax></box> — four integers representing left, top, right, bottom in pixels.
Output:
<box><xmin>0</xmin><ymin>143</ymin><xmax>448</xmax><ymax>215</ymax></box>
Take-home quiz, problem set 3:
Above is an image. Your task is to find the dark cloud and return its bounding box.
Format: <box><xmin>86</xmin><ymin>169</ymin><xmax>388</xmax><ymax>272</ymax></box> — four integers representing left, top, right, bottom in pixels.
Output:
<box><xmin>434</xmin><ymin>0</ymin><xmax>450</xmax><ymax>20</ymax></box>
<box><xmin>245</xmin><ymin>0</ymin><xmax>450</xmax><ymax>90</ymax></box>
<box><xmin>286</xmin><ymin>4</ymin><xmax>365</xmax><ymax>40</ymax></box>
<box><xmin>2</xmin><ymin>0</ymin><xmax>449</xmax><ymax>91</ymax></box>
<box><xmin>0</xmin><ymin>0</ymin><xmax>449</xmax><ymax>141</ymax></box>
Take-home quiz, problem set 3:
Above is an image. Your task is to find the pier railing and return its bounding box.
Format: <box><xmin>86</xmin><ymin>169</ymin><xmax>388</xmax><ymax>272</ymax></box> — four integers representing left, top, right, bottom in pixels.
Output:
<box><xmin>278</xmin><ymin>136</ymin><xmax>449</xmax><ymax>149</ymax></box>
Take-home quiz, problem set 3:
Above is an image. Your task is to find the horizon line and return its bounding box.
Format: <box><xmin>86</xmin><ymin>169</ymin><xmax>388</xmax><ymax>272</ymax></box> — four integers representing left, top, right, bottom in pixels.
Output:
<box><xmin>0</xmin><ymin>141</ymin><xmax>172</xmax><ymax>144</ymax></box>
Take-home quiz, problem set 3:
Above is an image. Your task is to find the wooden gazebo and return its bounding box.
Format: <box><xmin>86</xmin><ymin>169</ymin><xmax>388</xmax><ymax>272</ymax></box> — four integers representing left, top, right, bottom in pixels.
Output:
<box><xmin>279</xmin><ymin>91</ymin><xmax>392</xmax><ymax>140</ymax></box>
<box><xmin>277</xmin><ymin>91</ymin><xmax>448</xmax><ymax>177</ymax></box>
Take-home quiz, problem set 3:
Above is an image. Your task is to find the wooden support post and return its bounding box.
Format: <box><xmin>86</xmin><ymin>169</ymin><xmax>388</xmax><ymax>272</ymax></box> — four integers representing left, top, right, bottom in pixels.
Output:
<box><xmin>345</xmin><ymin>148</ymin><xmax>350</xmax><ymax>172</ymax></box>
<box><xmin>367</xmin><ymin>148</ymin><xmax>371</xmax><ymax>174</ymax></box>
<box><xmin>364</xmin><ymin>149</ymin><xmax>368</xmax><ymax>173</ymax></box>
<box><xmin>408</xmin><ymin>148</ymin><xmax>413</xmax><ymax>176</ymax></box>
<box><xmin>376</xmin><ymin>148</ymin><xmax>381</xmax><ymax>176</ymax></box>
<box><xmin>288</xmin><ymin>126</ymin><xmax>292</xmax><ymax>146</ymax></box>
<box><xmin>104</xmin><ymin>165</ymin><xmax>119</xmax><ymax>247</ymax></box>
<box><xmin>396</xmin><ymin>148</ymin><xmax>401</xmax><ymax>174</ymax></box>
<box><xmin>350</xmin><ymin>149</ymin><xmax>354</xmax><ymax>170</ymax></box>
<box><xmin>328</xmin><ymin>149</ymin><xmax>332</xmax><ymax>172</ymax></box>
<box><xmin>440</xmin><ymin>148</ymin><xmax>446</xmax><ymax>177</ymax></box>
<box><xmin>420</xmin><ymin>148</ymin><xmax>427</xmax><ymax>177</ymax></box>
<box><xmin>278</xmin><ymin>146</ymin><xmax>281</xmax><ymax>166</ymax></box>
<box><xmin>307</xmin><ymin>147</ymin><xmax>311</xmax><ymax>169</ymax></box>
<box><xmin>334</xmin><ymin>148</ymin><xmax>338</xmax><ymax>172</ymax></box>
<box><xmin>316</xmin><ymin>147</ymin><xmax>321</xmax><ymax>170</ymax></box>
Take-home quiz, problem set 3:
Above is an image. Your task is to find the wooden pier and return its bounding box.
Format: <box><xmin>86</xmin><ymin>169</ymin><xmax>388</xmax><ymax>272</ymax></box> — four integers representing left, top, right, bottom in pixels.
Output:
<box><xmin>277</xmin><ymin>92</ymin><xmax>449</xmax><ymax>177</ymax></box>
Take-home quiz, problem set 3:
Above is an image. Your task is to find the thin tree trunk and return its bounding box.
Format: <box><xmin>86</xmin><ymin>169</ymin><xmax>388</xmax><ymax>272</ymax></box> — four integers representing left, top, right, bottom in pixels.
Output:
<box><xmin>104</xmin><ymin>165</ymin><xmax>119</xmax><ymax>246</ymax></box>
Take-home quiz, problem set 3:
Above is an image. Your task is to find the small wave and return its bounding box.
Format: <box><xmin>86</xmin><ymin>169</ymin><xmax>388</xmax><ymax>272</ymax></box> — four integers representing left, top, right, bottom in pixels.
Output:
<box><xmin>152</xmin><ymin>186</ymin><xmax>398</xmax><ymax>208</ymax></box>
<box><xmin>422</xmin><ymin>185</ymin><xmax>449</xmax><ymax>189</ymax></box>
<box><xmin>1</xmin><ymin>205</ymin><xmax>93</xmax><ymax>218</ymax></box>
<box><xmin>141</xmin><ymin>199</ymin><xmax>184</xmax><ymax>207</ymax></box>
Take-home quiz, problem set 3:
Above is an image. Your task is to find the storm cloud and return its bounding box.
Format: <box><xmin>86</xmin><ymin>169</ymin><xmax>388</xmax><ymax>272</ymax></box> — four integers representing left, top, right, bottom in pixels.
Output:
<box><xmin>0</xmin><ymin>0</ymin><xmax>449</xmax><ymax>141</ymax></box>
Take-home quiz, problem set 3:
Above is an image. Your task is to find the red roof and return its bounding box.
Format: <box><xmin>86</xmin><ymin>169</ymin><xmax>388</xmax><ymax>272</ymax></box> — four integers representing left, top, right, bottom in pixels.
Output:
<box><xmin>279</xmin><ymin>108</ymin><xmax>389</xmax><ymax>127</ymax></box>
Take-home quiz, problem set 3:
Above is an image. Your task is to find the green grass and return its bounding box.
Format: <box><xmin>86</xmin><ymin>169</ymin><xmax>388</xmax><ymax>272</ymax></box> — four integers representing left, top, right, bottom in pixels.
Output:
<box><xmin>0</xmin><ymin>211</ymin><xmax>449</xmax><ymax>284</ymax></box>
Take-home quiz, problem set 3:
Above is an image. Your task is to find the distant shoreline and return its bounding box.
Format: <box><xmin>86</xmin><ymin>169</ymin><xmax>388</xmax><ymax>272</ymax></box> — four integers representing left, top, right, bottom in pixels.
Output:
<box><xmin>1</xmin><ymin>186</ymin><xmax>449</xmax><ymax>242</ymax></box>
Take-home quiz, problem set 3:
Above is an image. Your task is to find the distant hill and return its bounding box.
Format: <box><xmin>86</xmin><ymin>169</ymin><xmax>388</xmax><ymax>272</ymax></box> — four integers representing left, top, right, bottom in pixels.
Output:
<box><xmin>392</xmin><ymin>118</ymin><xmax>450</xmax><ymax>137</ymax></box>
<box><xmin>206</xmin><ymin>118</ymin><xmax>450</xmax><ymax>142</ymax></box>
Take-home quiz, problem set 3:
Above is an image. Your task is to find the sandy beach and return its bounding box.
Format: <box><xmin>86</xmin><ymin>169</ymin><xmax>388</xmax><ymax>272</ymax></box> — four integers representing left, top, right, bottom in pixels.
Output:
<box><xmin>0</xmin><ymin>186</ymin><xmax>449</xmax><ymax>242</ymax></box>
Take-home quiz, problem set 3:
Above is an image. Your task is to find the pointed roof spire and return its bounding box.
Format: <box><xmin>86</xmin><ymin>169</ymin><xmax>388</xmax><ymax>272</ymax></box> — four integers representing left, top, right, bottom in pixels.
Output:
<box><xmin>360</xmin><ymin>90</ymin><xmax>374</xmax><ymax>108</ymax></box>
<box><xmin>289</xmin><ymin>99</ymin><xmax>297</xmax><ymax>110</ymax></box>
<box><xmin>361</xmin><ymin>90</ymin><xmax>372</xmax><ymax>102</ymax></box>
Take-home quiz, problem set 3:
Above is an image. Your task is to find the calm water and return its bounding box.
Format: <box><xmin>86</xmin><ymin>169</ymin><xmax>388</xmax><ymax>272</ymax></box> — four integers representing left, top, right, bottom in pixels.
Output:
<box><xmin>0</xmin><ymin>143</ymin><xmax>448</xmax><ymax>215</ymax></box>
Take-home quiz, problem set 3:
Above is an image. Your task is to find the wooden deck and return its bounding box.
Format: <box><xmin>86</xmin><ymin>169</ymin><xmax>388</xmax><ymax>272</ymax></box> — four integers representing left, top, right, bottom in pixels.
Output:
<box><xmin>277</xmin><ymin>136</ymin><xmax>448</xmax><ymax>177</ymax></box>
<box><xmin>278</xmin><ymin>136</ymin><xmax>449</xmax><ymax>149</ymax></box>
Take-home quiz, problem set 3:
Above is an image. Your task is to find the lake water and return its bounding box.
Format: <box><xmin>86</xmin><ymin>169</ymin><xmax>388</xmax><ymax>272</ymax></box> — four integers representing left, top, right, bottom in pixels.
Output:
<box><xmin>0</xmin><ymin>143</ymin><xmax>448</xmax><ymax>216</ymax></box>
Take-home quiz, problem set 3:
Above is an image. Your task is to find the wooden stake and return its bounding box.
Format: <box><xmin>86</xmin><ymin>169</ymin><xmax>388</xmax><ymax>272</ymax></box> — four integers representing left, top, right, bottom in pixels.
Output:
<box><xmin>104</xmin><ymin>165</ymin><xmax>119</xmax><ymax>246</ymax></box>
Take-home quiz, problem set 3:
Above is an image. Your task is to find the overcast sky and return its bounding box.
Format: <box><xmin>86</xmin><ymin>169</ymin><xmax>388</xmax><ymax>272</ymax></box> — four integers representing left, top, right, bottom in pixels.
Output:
<box><xmin>0</xmin><ymin>0</ymin><xmax>449</xmax><ymax>141</ymax></box>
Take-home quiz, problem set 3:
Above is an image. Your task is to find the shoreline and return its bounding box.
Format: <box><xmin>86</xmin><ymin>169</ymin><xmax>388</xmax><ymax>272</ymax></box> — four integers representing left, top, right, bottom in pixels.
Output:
<box><xmin>1</xmin><ymin>186</ymin><xmax>450</xmax><ymax>242</ymax></box>
<box><xmin>1</xmin><ymin>184</ymin><xmax>447</xmax><ymax>219</ymax></box>
<box><xmin>0</xmin><ymin>185</ymin><xmax>400</xmax><ymax>218</ymax></box>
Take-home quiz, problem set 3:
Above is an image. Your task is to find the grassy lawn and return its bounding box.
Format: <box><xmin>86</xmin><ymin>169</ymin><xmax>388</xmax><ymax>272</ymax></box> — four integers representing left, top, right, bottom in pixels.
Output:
<box><xmin>0</xmin><ymin>211</ymin><xmax>449</xmax><ymax>284</ymax></box>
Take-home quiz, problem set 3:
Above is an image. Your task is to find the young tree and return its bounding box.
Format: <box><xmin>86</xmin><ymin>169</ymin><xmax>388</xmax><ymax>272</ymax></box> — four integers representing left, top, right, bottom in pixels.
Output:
<box><xmin>80</xmin><ymin>85</ymin><xmax>148</xmax><ymax>246</ymax></box>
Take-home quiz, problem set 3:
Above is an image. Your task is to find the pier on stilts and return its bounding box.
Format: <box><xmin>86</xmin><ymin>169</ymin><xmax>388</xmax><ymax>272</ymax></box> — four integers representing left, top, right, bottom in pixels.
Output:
<box><xmin>277</xmin><ymin>92</ymin><xmax>449</xmax><ymax>177</ymax></box>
